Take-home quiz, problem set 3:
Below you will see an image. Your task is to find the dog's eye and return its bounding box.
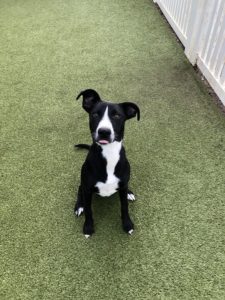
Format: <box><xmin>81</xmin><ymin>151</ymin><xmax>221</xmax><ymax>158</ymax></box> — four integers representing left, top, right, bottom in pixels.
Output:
<box><xmin>92</xmin><ymin>112</ymin><xmax>99</xmax><ymax>118</ymax></box>
<box><xmin>112</xmin><ymin>113</ymin><xmax>121</xmax><ymax>119</ymax></box>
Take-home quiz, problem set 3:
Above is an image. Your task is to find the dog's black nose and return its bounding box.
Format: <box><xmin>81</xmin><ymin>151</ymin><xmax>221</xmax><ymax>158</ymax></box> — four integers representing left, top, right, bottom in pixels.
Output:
<box><xmin>98</xmin><ymin>127</ymin><xmax>111</xmax><ymax>138</ymax></box>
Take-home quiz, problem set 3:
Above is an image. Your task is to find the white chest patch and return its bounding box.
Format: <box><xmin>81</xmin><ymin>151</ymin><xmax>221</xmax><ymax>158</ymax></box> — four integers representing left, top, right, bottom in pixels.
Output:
<box><xmin>95</xmin><ymin>141</ymin><xmax>122</xmax><ymax>197</ymax></box>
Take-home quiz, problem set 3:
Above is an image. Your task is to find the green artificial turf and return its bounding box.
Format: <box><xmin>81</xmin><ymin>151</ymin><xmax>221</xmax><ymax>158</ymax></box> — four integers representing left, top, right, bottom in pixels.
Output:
<box><xmin>1</xmin><ymin>0</ymin><xmax>225</xmax><ymax>299</ymax></box>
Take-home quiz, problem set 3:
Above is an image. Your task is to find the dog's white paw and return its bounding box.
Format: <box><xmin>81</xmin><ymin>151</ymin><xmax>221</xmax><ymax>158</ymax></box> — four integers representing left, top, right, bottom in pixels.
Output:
<box><xmin>75</xmin><ymin>207</ymin><xmax>84</xmax><ymax>217</ymax></box>
<box><xmin>127</xmin><ymin>193</ymin><xmax>135</xmax><ymax>201</ymax></box>
<box><xmin>84</xmin><ymin>234</ymin><xmax>90</xmax><ymax>239</ymax></box>
<box><xmin>128</xmin><ymin>229</ymin><xmax>134</xmax><ymax>235</ymax></box>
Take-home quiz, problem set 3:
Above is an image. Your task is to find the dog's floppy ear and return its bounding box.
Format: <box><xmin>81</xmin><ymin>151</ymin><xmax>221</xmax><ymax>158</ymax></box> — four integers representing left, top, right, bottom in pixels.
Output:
<box><xmin>76</xmin><ymin>89</ymin><xmax>101</xmax><ymax>112</ymax></box>
<box><xmin>120</xmin><ymin>102</ymin><xmax>140</xmax><ymax>121</ymax></box>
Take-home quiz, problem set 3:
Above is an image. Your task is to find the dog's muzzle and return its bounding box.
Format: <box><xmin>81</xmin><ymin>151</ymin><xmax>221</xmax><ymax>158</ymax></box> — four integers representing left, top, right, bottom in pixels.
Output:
<box><xmin>96</xmin><ymin>127</ymin><xmax>113</xmax><ymax>145</ymax></box>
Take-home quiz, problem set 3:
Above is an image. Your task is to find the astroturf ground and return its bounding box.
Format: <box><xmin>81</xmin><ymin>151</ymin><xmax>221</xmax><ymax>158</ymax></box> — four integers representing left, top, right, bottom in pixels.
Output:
<box><xmin>1</xmin><ymin>0</ymin><xmax>225</xmax><ymax>299</ymax></box>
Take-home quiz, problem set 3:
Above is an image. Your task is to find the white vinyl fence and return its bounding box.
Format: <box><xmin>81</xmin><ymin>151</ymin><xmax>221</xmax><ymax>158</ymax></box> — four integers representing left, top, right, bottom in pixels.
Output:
<box><xmin>153</xmin><ymin>0</ymin><xmax>225</xmax><ymax>105</ymax></box>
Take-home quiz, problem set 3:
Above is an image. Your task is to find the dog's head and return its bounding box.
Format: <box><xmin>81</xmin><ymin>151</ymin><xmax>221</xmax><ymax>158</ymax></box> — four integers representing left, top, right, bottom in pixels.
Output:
<box><xmin>76</xmin><ymin>89</ymin><xmax>140</xmax><ymax>145</ymax></box>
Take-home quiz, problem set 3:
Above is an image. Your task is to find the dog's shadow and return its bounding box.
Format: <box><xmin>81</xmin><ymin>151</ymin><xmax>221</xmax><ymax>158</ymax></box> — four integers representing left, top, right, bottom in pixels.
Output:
<box><xmin>91</xmin><ymin>193</ymin><xmax>121</xmax><ymax>233</ymax></box>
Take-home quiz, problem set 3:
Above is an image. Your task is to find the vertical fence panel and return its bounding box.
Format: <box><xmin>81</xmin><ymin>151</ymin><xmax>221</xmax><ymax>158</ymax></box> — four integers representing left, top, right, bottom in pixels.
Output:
<box><xmin>200</xmin><ymin>0</ymin><xmax>221</xmax><ymax>61</ymax></box>
<box><xmin>177</xmin><ymin>0</ymin><xmax>184</xmax><ymax>26</ymax></box>
<box><xmin>220</xmin><ymin>64</ymin><xmax>225</xmax><ymax>86</ymax></box>
<box><xmin>214</xmin><ymin>39</ymin><xmax>225</xmax><ymax>79</ymax></box>
<box><xmin>183</xmin><ymin>1</ymin><xmax>192</xmax><ymax>37</ymax></box>
<box><xmin>204</xmin><ymin>1</ymin><xmax>224</xmax><ymax>65</ymax></box>
<box><xmin>209</xmin><ymin>17</ymin><xmax>225</xmax><ymax>72</ymax></box>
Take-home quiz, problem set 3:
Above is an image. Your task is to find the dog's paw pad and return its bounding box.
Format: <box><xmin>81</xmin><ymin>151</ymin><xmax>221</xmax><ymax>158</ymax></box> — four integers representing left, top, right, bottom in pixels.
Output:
<box><xmin>127</xmin><ymin>193</ymin><xmax>135</xmax><ymax>201</ymax></box>
<box><xmin>128</xmin><ymin>229</ymin><xmax>134</xmax><ymax>235</ymax></box>
<box><xmin>84</xmin><ymin>234</ymin><xmax>90</xmax><ymax>239</ymax></box>
<box><xmin>75</xmin><ymin>207</ymin><xmax>84</xmax><ymax>217</ymax></box>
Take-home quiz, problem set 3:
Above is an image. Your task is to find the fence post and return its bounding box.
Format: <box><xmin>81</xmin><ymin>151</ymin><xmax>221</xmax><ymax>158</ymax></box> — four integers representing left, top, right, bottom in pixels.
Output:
<box><xmin>184</xmin><ymin>0</ymin><xmax>207</xmax><ymax>65</ymax></box>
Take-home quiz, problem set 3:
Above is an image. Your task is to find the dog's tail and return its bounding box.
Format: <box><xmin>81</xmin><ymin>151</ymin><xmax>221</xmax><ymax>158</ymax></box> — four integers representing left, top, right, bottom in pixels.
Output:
<box><xmin>75</xmin><ymin>144</ymin><xmax>91</xmax><ymax>150</ymax></box>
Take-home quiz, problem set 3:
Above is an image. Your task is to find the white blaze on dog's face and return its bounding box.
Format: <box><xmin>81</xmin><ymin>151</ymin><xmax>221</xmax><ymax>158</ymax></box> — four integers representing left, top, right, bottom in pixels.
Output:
<box><xmin>95</xmin><ymin>106</ymin><xmax>114</xmax><ymax>145</ymax></box>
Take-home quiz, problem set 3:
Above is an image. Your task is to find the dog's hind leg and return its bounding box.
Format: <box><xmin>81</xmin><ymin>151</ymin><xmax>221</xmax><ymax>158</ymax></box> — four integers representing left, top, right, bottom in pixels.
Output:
<box><xmin>127</xmin><ymin>189</ymin><xmax>135</xmax><ymax>201</ymax></box>
<box><xmin>74</xmin><ymin>185</ymin><xmax>84</xmax><ymax>217</ymax></box>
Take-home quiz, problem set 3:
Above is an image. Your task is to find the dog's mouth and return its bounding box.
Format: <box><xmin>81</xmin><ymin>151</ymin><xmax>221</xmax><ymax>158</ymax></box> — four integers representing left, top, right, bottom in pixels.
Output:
<box><xmin>92</xmin><ymin>132</ymin><xmax>114</xmax><ymax>145</ymax></box>
<box><xmin>98</xmin><ymin>139</ymin><xmax>110</xmax><ymax>145</ymax></box>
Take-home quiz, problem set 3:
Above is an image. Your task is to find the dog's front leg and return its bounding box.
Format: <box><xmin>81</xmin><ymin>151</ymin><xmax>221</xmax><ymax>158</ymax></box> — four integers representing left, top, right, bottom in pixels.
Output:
<box><xmin>119</xmin><ymin>187</ymin><xmax>134</xmax><ymax>234</ymax></box>
<box><xmin>83</xmin><ymin>188</ymin><xmax>94</xmax><ymax>237</ymax></box>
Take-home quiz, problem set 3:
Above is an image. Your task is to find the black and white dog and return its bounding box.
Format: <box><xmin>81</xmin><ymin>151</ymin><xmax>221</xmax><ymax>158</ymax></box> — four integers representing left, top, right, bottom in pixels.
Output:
<box><xmin>74</xmin><ymin>89</ymin><xmax>140</xmax><ymax>237</ymax></box>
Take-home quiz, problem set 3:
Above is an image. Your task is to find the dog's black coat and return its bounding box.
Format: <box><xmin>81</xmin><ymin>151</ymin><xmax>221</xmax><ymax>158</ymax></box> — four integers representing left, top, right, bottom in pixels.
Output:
<box><xmin>74</xmin><ymin>89</ymin><xmax>140</xmax><ymax>236</ymax></box>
